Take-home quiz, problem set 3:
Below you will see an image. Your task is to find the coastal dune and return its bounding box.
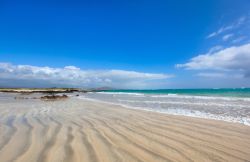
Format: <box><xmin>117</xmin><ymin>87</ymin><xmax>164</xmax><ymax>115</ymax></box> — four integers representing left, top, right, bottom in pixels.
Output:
<box><xmin>0</xmin><ymin>97</ymin><xmax>250</xmax><ymax>162</ymax></box>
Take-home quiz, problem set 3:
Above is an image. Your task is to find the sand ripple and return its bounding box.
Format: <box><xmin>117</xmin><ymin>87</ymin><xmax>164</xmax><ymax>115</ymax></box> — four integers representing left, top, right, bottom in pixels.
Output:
<box><xmin>0</xmin><ymin>97</ymin><xmax>250</xmax><ymax>162</ymax></box>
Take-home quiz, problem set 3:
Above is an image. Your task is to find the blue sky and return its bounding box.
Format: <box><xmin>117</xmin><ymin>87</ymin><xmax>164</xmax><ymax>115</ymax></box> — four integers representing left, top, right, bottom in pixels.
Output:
<box><xmin>0</xmin><ymin>0</ymin><xmax>250</xmax><ymax>88</ymax></box>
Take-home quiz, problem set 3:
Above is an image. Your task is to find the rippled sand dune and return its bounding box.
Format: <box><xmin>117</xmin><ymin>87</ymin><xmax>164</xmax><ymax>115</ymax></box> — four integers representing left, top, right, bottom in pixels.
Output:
<box><xmin>0</xmin><ymin>97</ymin><xmax>250</xmax><ymax>162</ymax></box>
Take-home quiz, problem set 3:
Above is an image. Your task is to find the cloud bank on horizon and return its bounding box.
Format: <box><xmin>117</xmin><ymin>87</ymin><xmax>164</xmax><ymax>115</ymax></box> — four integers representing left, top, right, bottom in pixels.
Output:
<box><xmin>0</xmin><ymin>63</ymin><xmax>173</xmax><ymax>89</ymax></box>
<box><xmin>176</xmin><ymin>43</ymin><xmax>250</xmax><ymax>78</ymax></box>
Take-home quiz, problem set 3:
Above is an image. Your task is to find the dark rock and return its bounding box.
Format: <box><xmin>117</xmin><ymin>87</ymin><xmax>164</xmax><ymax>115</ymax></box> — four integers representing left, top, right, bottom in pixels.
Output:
<box><xmin>40</xmin><ymin>94</ymin><xmax>68</xmax><ymax>100</ymax></box>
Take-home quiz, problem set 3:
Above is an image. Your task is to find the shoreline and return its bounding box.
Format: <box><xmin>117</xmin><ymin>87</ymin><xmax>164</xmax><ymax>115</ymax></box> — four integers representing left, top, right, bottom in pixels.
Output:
<box><xmin>1</xmin><ymin>91</ymin><xmax>250</xmax><ymax>126</ymax></box>
<box><xmin>0</xmin><ymin>88</ymin><xmax>82</xmax><ymax>93</ymax></box>
<box><xmin>0</xmin><ymin>96</ymin><xmax>250</xmax><ymax>161</ymax></box>
<box><xmin>78</xmin><ymin>96</ymin><xmax>250</xmax><ymax>126</ymax></box>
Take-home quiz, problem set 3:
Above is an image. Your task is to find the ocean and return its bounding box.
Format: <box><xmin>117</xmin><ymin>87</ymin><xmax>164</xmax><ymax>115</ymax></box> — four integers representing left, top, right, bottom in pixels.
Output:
<box><xmin>103</xmin><ymin>88</ymin><xmax>250</xmax><ymax>98</ymax></box>
<box><xmin>79</xmin><ymin>88</ymin><xmax>250</xmax><ymax>125</ymax></box>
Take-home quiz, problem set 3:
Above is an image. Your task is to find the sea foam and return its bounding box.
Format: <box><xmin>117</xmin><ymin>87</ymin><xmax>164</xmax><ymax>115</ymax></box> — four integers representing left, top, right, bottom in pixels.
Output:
<box><xmin>78</xmin><ymin>92</ymin><xmax>250</xmax><ymax>126</ymax></box>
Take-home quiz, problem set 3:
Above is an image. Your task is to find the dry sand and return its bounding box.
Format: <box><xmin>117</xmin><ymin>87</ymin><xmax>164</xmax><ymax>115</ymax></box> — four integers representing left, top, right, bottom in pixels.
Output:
<box><xmin>0</xmin><ymin>97</ymin><xmax>250</xmax><ymax>162</ymax></box>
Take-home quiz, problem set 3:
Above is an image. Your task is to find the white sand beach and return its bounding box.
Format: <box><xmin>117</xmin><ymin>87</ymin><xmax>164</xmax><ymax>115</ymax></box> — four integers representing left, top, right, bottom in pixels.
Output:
<box><xmin>0</xmin><ymin>95</ymin><xmax>250</xmax><ymax>162</ymax></box>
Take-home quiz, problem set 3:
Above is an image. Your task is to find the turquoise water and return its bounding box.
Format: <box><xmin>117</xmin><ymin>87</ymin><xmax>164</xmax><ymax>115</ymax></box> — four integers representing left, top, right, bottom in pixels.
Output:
<box><xmin>102</xmin><ymin>88</ymin><xmax>250</xmax><ymax>98</ymax></box>
<box><xmin>82</xmin><ymin>88</ymin><xmax>250</xmax><ymax>125</ymax></box>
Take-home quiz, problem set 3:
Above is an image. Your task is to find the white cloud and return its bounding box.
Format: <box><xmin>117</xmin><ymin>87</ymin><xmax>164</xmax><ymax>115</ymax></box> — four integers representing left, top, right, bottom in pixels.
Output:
<box><xmin>222</xmin><ymin>33</ymin><xmax>234</xmax><ymax>41</ymax></box>
<box><xmin>176</xmin><ymin>43</ymin><xmax>250</xmax><ymax>77</ymax></box>
<box><xmin>208</xmin><ymin>45</ymin><xmax>223</xmax><ymax>53</ymax></box>
<box><xmin>232</xmin><ymin>36</ymin><xmax>246</xmax><ymax>43</ymax></box>
<box><xmin>0</xmin><ymin>63</ymin><xmax>173</xmax><ymax>88</ymax></box>
<box><xmin>196</xmin><ymin>72</ymin><xmax>226</xmax><ymax>78</ymax></box>
<box><xmin>206</xmin><ymin>16</ymin><xmax>247</xmax><ymax>39</ymax></box>
<box><xmin>207</xmin><ymin>32</ymin><xmax>217</xmax><ymax>39</ymax></box>
<box><xmin>237</xmin><ymin>16</ymin><xmax>246</xmax><ymax>25</ymax></box>
<box><xmin>206</xmin><ymin>25</ymin><xmax>233</xmax><ymax>39</ymax></box>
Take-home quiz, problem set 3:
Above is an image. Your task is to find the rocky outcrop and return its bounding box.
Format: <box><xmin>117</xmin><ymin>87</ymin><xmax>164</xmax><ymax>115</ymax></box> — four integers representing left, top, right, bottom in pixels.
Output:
<box><xmin>40</xmin><ymin>94</ymin><xmax>68</xmax><ymax>100</ymax></box>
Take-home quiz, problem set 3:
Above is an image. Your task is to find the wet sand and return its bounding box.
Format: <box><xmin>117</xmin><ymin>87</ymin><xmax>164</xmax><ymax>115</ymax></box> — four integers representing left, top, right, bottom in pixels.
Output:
<box><xmin>0</xmin><ymin>97</ymin><xmax>250</xmax><ymax>162</ymax></box>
